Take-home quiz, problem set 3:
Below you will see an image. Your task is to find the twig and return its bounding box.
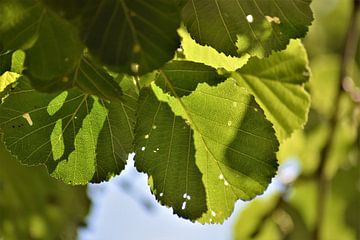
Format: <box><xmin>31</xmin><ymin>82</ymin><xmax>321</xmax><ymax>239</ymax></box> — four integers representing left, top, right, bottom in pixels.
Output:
<box><xmin>312</xmin><ymin>1</ymin><xmax>360</xmax><ymax>239</ymax></box>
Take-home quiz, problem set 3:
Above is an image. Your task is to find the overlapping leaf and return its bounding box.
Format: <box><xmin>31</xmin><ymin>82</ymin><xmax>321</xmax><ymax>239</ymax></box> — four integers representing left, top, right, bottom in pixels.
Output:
<box><xmin>178</xmin><ymin>28</ymin><xmax>250</xmax><ymax>71</ymax></box>
<box><xmin>0</xmin><ymin>77</ymin><xmax>136</xmax><ymax>184</ymax></box>
<box><xmin>79</xmin><ymin>0</ymin><xmax>181</xmax><ymax>74</ymax></box>
<box><xmin>182</xmin><ymin>0</ymin><xmax>313</xmax><ymax>58</ymax></box>
<box><xmin>0</xmin><ymin>0</ymin><xmax>84</xmax><ymax>92</ymax></box>
<box><xmin>155</xmin><ymin>60</ymin><xmax>226</xmax><ymax>97</ymax></box>
<box><xmin>134</xmin><ymin>88</ymin><xmax>207</xmax><ymax>220</ymax></box>
<box><xmin>140</xmin><ymin>80</ymin><xmax>279</xmax><ymax>223</ymax></box>
<box><xmin>231</xmin><ymin>40</ymin><xmax>310</xmax><ymax>140</ymax></box>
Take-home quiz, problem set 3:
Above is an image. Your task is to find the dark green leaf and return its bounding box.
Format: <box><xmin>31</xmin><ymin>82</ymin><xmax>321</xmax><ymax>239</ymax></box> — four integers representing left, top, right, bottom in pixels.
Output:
<box><xmin>182</xmin><ymin>0</ymin><xmax>313</xmax><ymax>57</ymax></box>
<box><xmin>134</xmin><ymin>88</ymin><xmax>207</xmax><ymax>220</ymax></box>
<box><xmin>155</xmin><ymin>60</ymin><xmax>226</xmax><ymax>97</ymax></box>
<box><xmin>0</xmin><ymin>0</ymin><xmax>84</xmax><ymax>92</ymax></box>
<box><xmin>24</xmin><ymin>9</ymin><xmax>84</xmax><ymax>80</ymax></box>
<box><xmin>0</xmin><ymin>78</ymin><xmax>136</xmax><ymax>184</ymax></box>
<box><xmin>74</xmin><ymin>57</ymin><xmax>123</xmax><ymax>101</ymax></box>
<box><xmin>79</xmin><ymin>0</ymin><xmax>181</xmax><ymax>75</ymax></box>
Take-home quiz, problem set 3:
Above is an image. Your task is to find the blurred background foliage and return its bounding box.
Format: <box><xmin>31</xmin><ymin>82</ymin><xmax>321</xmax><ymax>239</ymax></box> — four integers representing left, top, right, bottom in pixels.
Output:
<box><xmin>0</xmin><ymin>142</ymin><xmax>90</xmax><ymax>239</ymax></box>
<box><xmin>233</xmin><ymin>0</ymin><xmax>360</xmax><ymax>239</ymax></box>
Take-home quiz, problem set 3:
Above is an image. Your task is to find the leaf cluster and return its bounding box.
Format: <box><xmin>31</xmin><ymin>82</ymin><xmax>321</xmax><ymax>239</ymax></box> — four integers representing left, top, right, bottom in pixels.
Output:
<box><xmin>0</xmin><ymin>0</ymin><xmax>313</xmax><ymax>223</ymax></box>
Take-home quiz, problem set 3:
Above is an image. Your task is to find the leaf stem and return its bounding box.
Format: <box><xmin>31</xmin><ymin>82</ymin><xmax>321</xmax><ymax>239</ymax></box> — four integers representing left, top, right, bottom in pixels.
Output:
<box><xmin>312</xmin><ymin>1</ymin><xmax>360</xmax><ymax>239</ymax></box>
<box><xmin>133</xmin><ymin>76</ymin><xmax>141</xmax><ymax>93</ymax></box>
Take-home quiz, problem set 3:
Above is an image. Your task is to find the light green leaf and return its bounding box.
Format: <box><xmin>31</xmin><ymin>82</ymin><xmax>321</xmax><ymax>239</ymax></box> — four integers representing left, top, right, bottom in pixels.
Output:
<box><xmin>178</xmin><ymin>28</ymin><xmax>250</xmax><ymax>71</ymax></box>
<box><xmin>152</xmin><ymin>79</ymin><xmax>279</xmax><ymax>223</ymax></box>
<box><xmin>0</xmin><ymin>78</ymin><xmax>136</xmax><ymax>184</ymax></box>
<box><xmin>11</xmin><ymin>50</ymin><xmax>25</xmax><ymax>74</ymax></box>
<box><xmin>182</xmin><ymin>0</ymin><xmax>313</xmax><ymax>58</ymax></box>
<box><xmin>155</xmin><ymin>60</ymin><xmax>226</xmax><ymax>97</ymax></box>
<box><xmin>0</xmin><ymin>72</ymin><xmax>20</xmax><ymax>93</ymax></box>
<box><xmin>233</xmin><ymin>194</ymin><xmax>282</xmax><ymax>240</ymax></box>
<box><xmin>79</xmin><ymin>0</ymin><xmax>181</xmax><ymax>75</ymax></box>
<box><xmin>134</xmin><ymin>88</ymin><xmax>207</xmax><ymax>220</ymax></box>
<box><xmin>231</xmin><ymin>40</ymin><xmax>310</xmax><ymax>140</ymax></box>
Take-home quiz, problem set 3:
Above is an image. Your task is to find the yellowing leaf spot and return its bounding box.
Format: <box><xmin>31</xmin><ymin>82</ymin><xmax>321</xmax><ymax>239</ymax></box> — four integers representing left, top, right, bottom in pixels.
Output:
<box><xmin>265</xmin><ymin>16</ymin><xmax>281</xmax><ymax>24</ymax></box>
<box><xmin>22</xmin><ymin>113</ymin><xmax>33</xmax><ymax>126</ymax></box>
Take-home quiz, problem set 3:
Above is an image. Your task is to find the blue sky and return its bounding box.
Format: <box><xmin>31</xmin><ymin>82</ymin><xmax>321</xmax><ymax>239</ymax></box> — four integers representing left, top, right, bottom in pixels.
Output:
<box><xmin>79</xmin><ymin>156</ymin><xmax>295</xmax><ymax>240</ymax></box>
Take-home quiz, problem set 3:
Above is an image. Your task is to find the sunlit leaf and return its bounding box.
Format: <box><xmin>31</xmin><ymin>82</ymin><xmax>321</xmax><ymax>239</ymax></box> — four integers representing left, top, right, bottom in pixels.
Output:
<box><xmin>134</xmin><ymin>88</ymin><xmax>207</xmax><ymax>220</ymax></box>
<box><xmin>152</xmin><ymin>79</ymin><xmax>279</xmax><ymax>223</ymax></box>
<box><xmin>231</xmin><ymin>40</ymin><xmax>310</xmax><ymax>140</ymax></box>
<box><xmin>0</xmin><ymin>78</ymin><xmax>136</xmax><ymax>184</ymax></box>
<box><xmin>178</xmin><ymin>28</ymin><xmax>250</xmax><ymax>71</ymax></box>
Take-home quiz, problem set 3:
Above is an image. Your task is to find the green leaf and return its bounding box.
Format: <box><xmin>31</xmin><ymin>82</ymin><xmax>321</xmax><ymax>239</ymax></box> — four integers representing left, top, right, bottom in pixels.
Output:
<box><xmin>178</xmin><ymin>28</ymin><xmax>250</xmax><ymax>71</ymax></box>
<box><xmin>152</xmin><ymin>79</ymin><xmax>279</xmax><ymax>223</ymax></box>
<box><xmin>74</xmin><ymin>57</ymin><xmax>123</xmax><ymax>102</ymax></box>
<box><xmin>24</xmin><ymin>9</ymin><xmax>84</xmax><ymax>80</ymax></box>
<box><xmin>0</xmin><ymin>0</ymin><xmax>84</xmax><ymax>92</ymax></box>
<box><xmin>79</xmin><ymin>0</ymin><xmax>181</xmax><ymax>75</ymax></box>
<box><xmin>0</xmin><ymin>142</ymin><xmax>90</xmax><ymax>240</ymax></box>
<box><xmin>11</xmin><ymin>50</ymin><xmax>25</xmax><ymax>74</ymax></box>
<box><xmin>182</xmin><ymin>0</ymin><xmax>313</xmax><ymax>58</ymax></box>
<box><xmin>155</xmin><ymin>60</ymin><xmax>226</xmax><ymax>97</ymax></box>
<box><xmin>233</xmin><ymin>194</ymin><xmax>282</xmax><ymax>240</ymax></box>
<box><xmin>231</xmin><ymin>40</ymin><xmax>310</xmax><ymax>140</ymax></box>
<box><xmin>0</xmin><ymin>0</ymin><xmax>42</xmax><ymax>50</ymax></box>
<box><xmin>0</xmin><ymin>78</ymin><xmax>136</xmax><ymax>184</ymax></box>
<box><xmin>134</xmin><ymin>88</ymin><xmax>207</xmax><ymax>220</ymax></box>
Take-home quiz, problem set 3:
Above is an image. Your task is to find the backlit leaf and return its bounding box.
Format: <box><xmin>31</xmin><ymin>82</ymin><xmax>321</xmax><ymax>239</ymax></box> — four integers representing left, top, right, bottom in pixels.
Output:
<box><xmin>0</xmin><ymin>78</ymin><xmax>136</xmax><ymax>184</ymax></box>
<box><xmin>152</xmin><ymin>79</ymin><xmax>279</xmax><ymax>223</ymax></box>
<box><xmin>182</xmin><ymin>0</ymin><xmax>313</xmax><ymax>58</ymax></box>
<box><xmin>134</xmin><ymin>88</ymin><xmax>207</xmax><ymax>220</ymax></box>
<box><xmin>155</xmin><ymin>60</ymin><xmax>226</xmax><ymax>97</ymax></box>
<box><xmin>79</xmin><ymin>0</ymin><xmax>181</xmax><ymax>75</ymax></box>
<box><xmin>231</xmin><ymin>40</ymin><xmax>310</xmax><ymax>140</ymax></box>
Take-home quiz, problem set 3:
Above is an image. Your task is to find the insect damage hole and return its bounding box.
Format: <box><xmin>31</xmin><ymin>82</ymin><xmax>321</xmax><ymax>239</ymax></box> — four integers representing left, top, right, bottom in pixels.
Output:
<box><xmin>22</xmin><ymin>113</ymin><xmax>33</xmax><ymax>126</ymax></box>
